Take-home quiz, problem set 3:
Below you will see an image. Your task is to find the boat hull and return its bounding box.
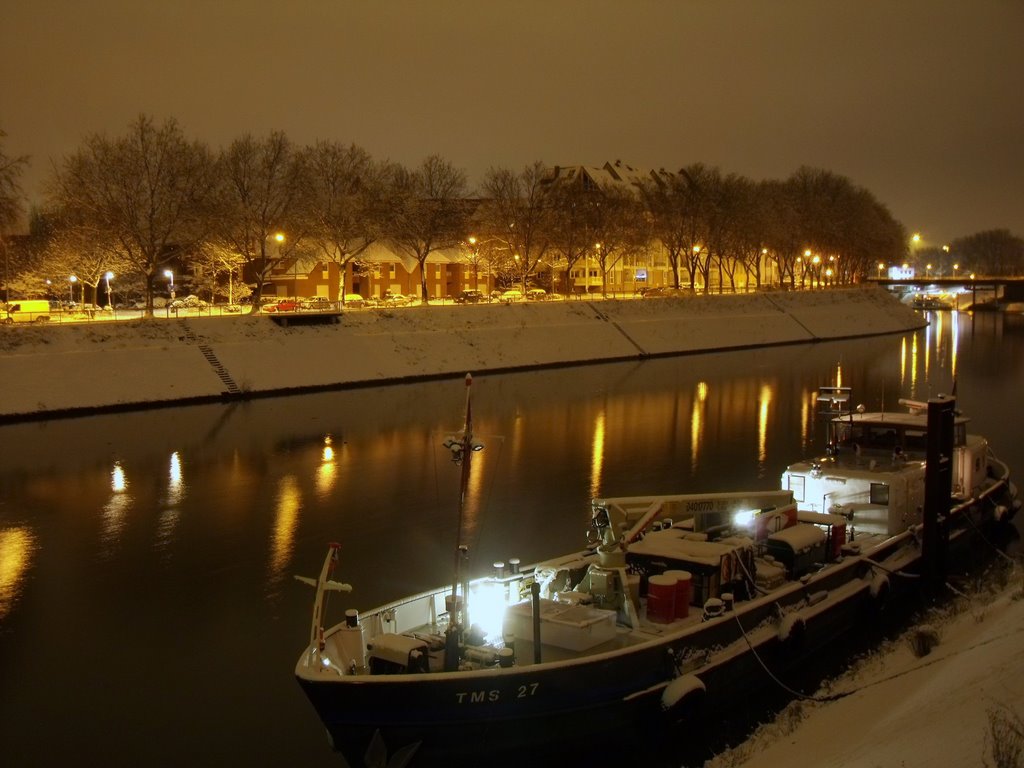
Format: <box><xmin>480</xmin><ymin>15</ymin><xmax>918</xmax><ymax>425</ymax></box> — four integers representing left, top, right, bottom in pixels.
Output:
<box><xmin>296</xmin><ymin>549</ymin><xmax>895</xmax><ymax>766</ymax></box>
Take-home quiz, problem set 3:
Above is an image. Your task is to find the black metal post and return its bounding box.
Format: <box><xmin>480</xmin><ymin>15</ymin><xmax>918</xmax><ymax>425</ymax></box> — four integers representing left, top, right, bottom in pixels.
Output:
<box><xmin>531</xmin><ymin>581</ymin><xmax>541</xmax><ymax>665</ymax></box>
<box><xmin>922</xmin><ymin>396</ymin><xmax>954</xmax><ymax>588</ymax></box>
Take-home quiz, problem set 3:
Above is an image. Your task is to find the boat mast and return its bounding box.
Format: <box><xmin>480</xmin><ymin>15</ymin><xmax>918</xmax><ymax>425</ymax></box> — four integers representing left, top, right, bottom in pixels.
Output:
<box><xmin>445</xmin><ymin>373</ymin><xmax>478</xmax><ymax>669</ymax></box>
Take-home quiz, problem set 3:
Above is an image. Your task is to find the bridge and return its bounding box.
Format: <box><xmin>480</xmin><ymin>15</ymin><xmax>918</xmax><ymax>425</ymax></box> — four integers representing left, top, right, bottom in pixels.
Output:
<box><xmin>870</xmin><ymin>276</ymin><xmax>1024</xmax><ymax>303</ymax></box>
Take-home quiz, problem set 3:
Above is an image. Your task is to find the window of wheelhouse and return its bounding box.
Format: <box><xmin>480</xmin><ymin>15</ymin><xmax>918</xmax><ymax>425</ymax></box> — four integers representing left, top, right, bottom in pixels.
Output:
<box><xmin>788</xmin><ymin>475</ymin><xmax>805</xmax><ymax>503</ymax></box>
<box><xmin>904</xmin><ymin>428</ymin><xmax>927</xmax><ymax>453</ymax></box>
<box><xmin>954</xmin><ymin>423</ymin><xmax>966</xmax><ymax>447</ymax></box>
<box><xmin>869</xmin><ymin>483</ymin><xmax>889</xmax><ymax>506</ymax></box>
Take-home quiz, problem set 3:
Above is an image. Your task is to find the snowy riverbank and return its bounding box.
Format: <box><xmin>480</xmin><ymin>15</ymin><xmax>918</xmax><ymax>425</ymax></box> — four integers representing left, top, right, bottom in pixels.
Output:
<box><xmin>0</xmin><ymin>287</ymin><xmax>923</xmax><ymax>422</ymax></box>
<box><xmin>707</xmin><ymin>567</ymin><xmax>1024</xmax><ymax>768</ymax></box>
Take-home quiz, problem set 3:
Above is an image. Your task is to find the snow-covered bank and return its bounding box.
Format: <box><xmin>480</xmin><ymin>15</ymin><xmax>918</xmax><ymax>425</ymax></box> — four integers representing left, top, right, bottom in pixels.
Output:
<box><xmin>707</xmin><ymin>568</ymin><xmax>1024</xmax><ymax>768</ymax></box>
<box><xmin>0</xmin><ymin>288</ymin><xmax>923</xmax><ymax>421</ymax></box>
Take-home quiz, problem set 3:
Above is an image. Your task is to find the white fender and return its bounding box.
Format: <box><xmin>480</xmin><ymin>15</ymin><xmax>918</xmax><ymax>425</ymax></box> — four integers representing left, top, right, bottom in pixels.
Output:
<box><xmin>778</xmin><ymin>612</ymin><xmax>805</xmax><ymax>643</ymax></box>
<box><xmin>661</xmin><ymin>674</ymin><xmax>706</xmax><ymax>711</ymax></box>
<box><xmin>870</xmin><ymin>572</ymin><xmax>890</xmax><ymax>600</ymax></box>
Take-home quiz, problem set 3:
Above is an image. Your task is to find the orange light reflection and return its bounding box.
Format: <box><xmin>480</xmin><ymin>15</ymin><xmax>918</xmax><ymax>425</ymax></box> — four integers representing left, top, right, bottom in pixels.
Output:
<box><xmin>0</xmin><ymin>527</ymin><xmax>37</xmax><ymax>620</ymax></box>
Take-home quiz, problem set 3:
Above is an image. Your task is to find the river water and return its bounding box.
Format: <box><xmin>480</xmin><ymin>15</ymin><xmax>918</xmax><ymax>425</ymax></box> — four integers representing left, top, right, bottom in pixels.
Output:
<box><xmin>1</xmin><ymin>310</ymin><xmax>1022</xmax><ymax>767</ymax></box>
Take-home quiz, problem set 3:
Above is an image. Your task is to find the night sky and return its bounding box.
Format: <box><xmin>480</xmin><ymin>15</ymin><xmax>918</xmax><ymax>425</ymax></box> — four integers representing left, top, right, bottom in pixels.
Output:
<box><xmin>2</xmin><ymin>0</ymin><xmax>1022</xmax><ymax>245</ymax></box>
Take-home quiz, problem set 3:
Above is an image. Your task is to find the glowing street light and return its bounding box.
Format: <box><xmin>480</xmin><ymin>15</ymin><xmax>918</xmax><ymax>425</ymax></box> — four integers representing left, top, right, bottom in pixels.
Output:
<box><xmin>877</xmin><ymin>262</ymin><xmax>885</xmax><ymax>279</ymax></box>
<box><xmin>68</xmin><ymin>275</ymin><xmax>78</xmax><ymax>304</ymax></box>
<box><xmin>164</xmin><ymin>269</ymin><xmax>175</xmax><ymax>299</ymax></box>
<box><xmin>105</xmin><ymin>271</ymin><xmax>114</xmax><ymax>309</ymax></box>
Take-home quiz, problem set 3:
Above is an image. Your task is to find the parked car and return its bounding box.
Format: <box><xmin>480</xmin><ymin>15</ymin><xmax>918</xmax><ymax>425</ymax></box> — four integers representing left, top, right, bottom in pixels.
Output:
<box><xmin>526</xmin><ymin>288</ymin><xmax>547</xmax><ymax>301</ymax></box>
<box><xmin>168</xmin><ymin>295</ymin><xmax>209</xmax><ymax>310</ymax></box>
<box><xmin>455</xmin><ymin>290</ymin><xmax>486</xmax><ymax>304</ymax></box>
<box><xmin>500</xmin><ymin>289</ymin><xmax>524</xmax><ymax>304</ymax></box>
<box><xmin>640</xmin><ymin>286</ymin><xmax>687</xmax><ymax>298</ymax></box>
<box><xmin>381</xmin><ymin>291</ymin><xmax>412</xmax><ymax>307</ymax></box>
<box><xmin>301</xmin><ymin>297</ymin><xmax>334</xmax><ymax>311</ymax></box>
<box><xmin>341</xmin><ymin>294</ymin><xmax>368</xmax><ymax>308</ymax></box>
<box><xmin>264</xmin><ymin>299</ymin><xmax>299</xmax><ymax>313</ymax></box>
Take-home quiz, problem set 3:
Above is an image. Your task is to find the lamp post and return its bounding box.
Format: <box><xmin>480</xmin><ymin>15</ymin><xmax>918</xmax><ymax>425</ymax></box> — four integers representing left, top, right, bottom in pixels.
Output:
<box><xmin>69</xmin><ymin>275</ymin><xmax>78</xmax><ymax>305</ymax></box>
<box><xmin>467</xmin><ymin>236</ymin><xmax>478</xmax><ymax>291</ymax></box>
<box><xmin>877</xmin><ymin>262</ymin><xmax>885</xmax><ymax>280</ymax></box>
<box><xmin>105</xmin><ymin>271</ymin><xmax>114</xmax><ymax>317</ymax></box>
<box><xmin>164</xmin><ymin>269</ymin><xmax>175</xmax><ymax>299</ymax></box>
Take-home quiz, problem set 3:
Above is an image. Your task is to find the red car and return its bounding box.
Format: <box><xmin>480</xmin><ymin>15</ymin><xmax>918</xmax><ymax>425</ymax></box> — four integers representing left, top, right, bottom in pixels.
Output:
<box><xmin>265</xmin><ymin>299</ymin><xmax>298</xmax><ymax>313</ymax></box>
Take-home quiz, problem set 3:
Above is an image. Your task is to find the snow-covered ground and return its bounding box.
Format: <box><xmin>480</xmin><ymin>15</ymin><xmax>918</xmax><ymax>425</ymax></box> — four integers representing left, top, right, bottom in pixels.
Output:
<box><xmin>708</xmin><ymin>565</ymin><xmax>1024</xmax><ymax>768</ymax></box>
<box><xmin>0</xmin><ymin>287</ymin><xmax>922</xmax><ymax>420</ymax></box>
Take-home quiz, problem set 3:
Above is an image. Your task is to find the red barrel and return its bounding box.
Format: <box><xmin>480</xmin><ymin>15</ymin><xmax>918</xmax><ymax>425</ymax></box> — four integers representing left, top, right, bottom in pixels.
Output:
<box><xmin>647</xmin><ymin>574</ymin><xmax>677</xmax><ymax>624</ymax></box>
<box><xmin>830</xmin><ymin>522</ymin><xmax>847</xmax><ymax>560</ymax></box>
<box><xmin>664</xmin><ymin>569</ymin><xmax>692</xmax><ymax>618</ymax></box>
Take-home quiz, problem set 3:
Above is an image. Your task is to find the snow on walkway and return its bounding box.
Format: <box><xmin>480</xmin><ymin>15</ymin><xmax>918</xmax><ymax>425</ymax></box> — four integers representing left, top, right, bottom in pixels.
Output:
<box><xmin>709</xmin><ymin>572</ymin><xmax>1024</xmax><ymax>767</ymax></box>
<box><xmin>0</xmin><ymin>288</ymin><xmax>922</xmax><ymax>420</ymax></box>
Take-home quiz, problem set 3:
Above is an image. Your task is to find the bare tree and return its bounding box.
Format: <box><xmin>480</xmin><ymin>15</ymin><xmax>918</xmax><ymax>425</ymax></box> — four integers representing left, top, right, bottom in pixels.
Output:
<box><xmin>191</xmin><ymin>243</ymin><xmax>249</xmax><ymax>304</ymax></box>
<box><xmin>48</xmin><ymin>115</ymin><xmax>218</xmax><ymax>316</ymax></box>
<box><xmin>546</xmin><ymin>180</ymin><xmax>594</xmax><ymax>296</ymax></box>
<box><xmin>388</xmin><ymin>155</ymin><xmax>470</xmax><ymax>303</ymax></box>
<box><xmin>307</xmin><ymin>141</ymin><xmax>396</xmax><ymax>302</ymax></box>
<box><xmin>479</xmin><ymin>162</ymin><xmax>556</xmax><ymax>294</ymax></box>
<box><xmin>215</xmin><ymin>131</ymin><xmax>312</xmax><ymax>312</ymax></box>
<box><xmin>37</xmin><ymin>223</ymin><xmax>134</xmax><ymax>306</ymax></box>
<box><xmin>949</xmin><ymin>229</ymin><xmax>1024</xmax><ymax>277</ymax></box>
<box><xmin>1</xmin><ymin>128</ymin><xmax>30</xmax><ymax>302</ymax></box>
<box><xmin>586</xmin><ymin>183</ymin><xmax>647</xmax><ymax>297</ymax></box>
<box><xmin>639</xmin><ymin>172</ymin><xmax>687</xmax><ymax>290</ymax></box>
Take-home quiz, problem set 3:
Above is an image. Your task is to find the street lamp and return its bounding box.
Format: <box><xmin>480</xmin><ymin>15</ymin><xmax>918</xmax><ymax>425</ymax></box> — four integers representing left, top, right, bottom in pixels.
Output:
<box><xmin>69</xmin><ymin>275</ymin><xmax>78</xmax><ymax>304</ymax></box>
<box><xmin>467</xmin><ymin>236</ymin><xmax>479</xmax><ymax>292</ymax></box>
<box><xmin>877</xmin><ymin>262</ymin><xmax>885</xmax><ymax>280</ymax></box>
<box><xmin>164</xmin><ymin>269</ymin><xmax>175</xmax><ymax>299</ymax></box>
<box><xmin>105</xmin><ymin>271</ymin><xmax>115</xmax><ymax>317</ymax></box>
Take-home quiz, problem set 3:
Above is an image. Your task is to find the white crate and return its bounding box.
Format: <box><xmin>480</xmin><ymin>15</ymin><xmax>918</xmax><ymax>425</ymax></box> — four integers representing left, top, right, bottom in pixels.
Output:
<box><xmin>505</xmin><ymin>599</ymin><xmax>617</xmax><ymax>651</ymax></box>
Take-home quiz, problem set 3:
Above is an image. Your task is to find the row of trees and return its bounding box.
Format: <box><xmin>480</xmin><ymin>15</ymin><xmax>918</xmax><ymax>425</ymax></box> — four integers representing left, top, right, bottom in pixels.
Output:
<box><xmin>3</xmin><ymin>116</ymin><xmax>1021</xmax><ymax>315</ymax></box>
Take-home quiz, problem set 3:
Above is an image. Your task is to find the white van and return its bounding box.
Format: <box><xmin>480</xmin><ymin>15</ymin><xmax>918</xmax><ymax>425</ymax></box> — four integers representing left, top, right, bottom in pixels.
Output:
<box><xmin>2</xmin><ymin>299</ymin><xmax>52</xmax><ymax>324</ymax></box>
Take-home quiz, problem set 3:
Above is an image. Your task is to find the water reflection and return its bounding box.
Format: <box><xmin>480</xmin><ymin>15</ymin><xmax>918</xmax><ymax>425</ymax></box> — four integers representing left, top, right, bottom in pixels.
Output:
<box><xmin>800</xmin><ymin>387</ymin><xmax>813</xmax><ymax>450</ymax></box>
<box><xmin>167</xmin><ymin>451</ymin><xmax>185</xmax><ymax>506</ymax></box>
<box><xmin>690</xmin><ymin>381</ymin><xmax>707</xmax><ymax>472</ymax></box>
<box><xmin>269</xmin><ymin>474</ymin><xmax>301</xmax><ymax>596</ymax></box>
<box><xmin>316</xmin><ymin>435</ymin><xmax>338</xmax><ymax>499</ymax></box>
<box><xmin>589</xmin><ymin>409</ymin><xmax>606</xmax><ymax>497</ymax></box>
<box><xmin>101</xmin><ymin>461</ymin><xmax>131</xmax><ymax>555</ymax></box>
<box><xmin>0</xmin><ymin>526</ymin><xmax>36</xmax><ymax>619</ymax></box>
<box><xmin>757</xmin><ymin>383</ymin><xmax>773</xmax><ymax>471</ymax></box>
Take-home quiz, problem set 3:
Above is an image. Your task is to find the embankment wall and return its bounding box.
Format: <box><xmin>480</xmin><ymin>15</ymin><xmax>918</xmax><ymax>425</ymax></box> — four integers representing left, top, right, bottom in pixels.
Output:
<box><xmin>0</xmin><ymin>287</ymin><xmax>924</xmax><ymax>422</ymax></box>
